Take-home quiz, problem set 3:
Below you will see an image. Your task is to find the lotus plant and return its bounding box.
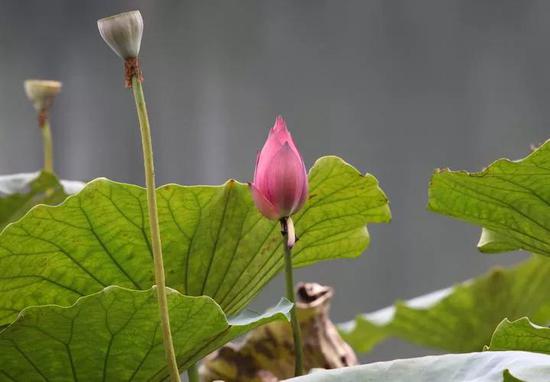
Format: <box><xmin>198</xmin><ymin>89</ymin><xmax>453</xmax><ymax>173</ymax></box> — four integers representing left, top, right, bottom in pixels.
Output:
<box><xmin>250</xmin><ymin>115</ymin><xmax>308</xmax><ymax>376</ymax></box>
<box><xmin>3</xmin><ymin>6</ymin><xmax>550</xmax><ymax>382</ymax></box>
<box><xmin>24</xmin><ymin>79</ymin><xmax>62</xmax><ymax>174</ymax></box>
<box><xmin>97</xmin><ymin>11</ymin><xmax>180</xmax><ymax>382</ymax></box>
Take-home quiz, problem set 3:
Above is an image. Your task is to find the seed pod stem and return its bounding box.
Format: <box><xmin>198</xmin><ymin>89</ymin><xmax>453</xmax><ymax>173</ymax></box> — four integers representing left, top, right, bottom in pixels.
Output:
<box><xmin>40</xmin><ymin>119</ymin><xmax>54</xmax><ymax>174</ymax></box>
<box><xmin>131</xmin><ymin>75</ymin><xmax>181</xmax><ymax>382</ymax></box>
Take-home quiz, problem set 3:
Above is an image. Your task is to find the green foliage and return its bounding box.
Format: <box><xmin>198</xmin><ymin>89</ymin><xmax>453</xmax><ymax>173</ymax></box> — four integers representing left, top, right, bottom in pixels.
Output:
<box><xmin>0</xmin><ymin>156</ymin><xmax>390</xmax><ymax>325</ymax></box>
<box><xmin>0</xmin><ymin>286</ymin><xmax>290</xmax><ymax>381</ymax></box>
<box><xmin>489</xmin><ymin>317</ymin><xmax>550</xmax><ymax>355</ymax></box>
<box><xmin>502</xmin><ymin>369</ymin><xmax>526</xmax><ymax>382</ymax></box>
<box><xmin>0</xmin><ymin>172</ymin><xmax>83</xmax><ymax>231</ymax></box>
<box><xmin>338</xmin><ymin>256</ymin><xmax>550</xmax><ymax>353</ymax></box>
<box><xmin>284</xmin><ymin>351</ymin><xmax>550</xmax><ymax>382</ymax></box>
<box><xmin>428</xmin><ymin>139</ymin><xmax>550</xmax><ymax>257</ymax></box>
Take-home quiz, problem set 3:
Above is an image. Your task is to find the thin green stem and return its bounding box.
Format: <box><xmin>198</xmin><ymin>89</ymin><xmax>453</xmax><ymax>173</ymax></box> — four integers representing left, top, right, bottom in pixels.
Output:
<box><xmin>187</xmin><ymin>363</ymin><xmax>199</xmax><ymax>382</ymax></box>
<box><xmin>131</xmin><ymin>76</ymin><xmax>180</xmax><ymax>382</ymax></box>
<box><xmin>282</xmin><ymin>217</ymin><xmax>304</xmax><ymax>376</ymax></box>
<box><xmin>40</xmin><ymin>119</ymin><xmax>54</xmax><ymax>174</ymax></box>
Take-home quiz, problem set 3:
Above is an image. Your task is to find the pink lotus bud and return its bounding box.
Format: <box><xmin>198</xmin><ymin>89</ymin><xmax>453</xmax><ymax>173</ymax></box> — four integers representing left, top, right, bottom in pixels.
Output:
<box><xmin>250</xmin><ymin>116</ymin><xmax>308</xmax><ymax>220</ymax></box>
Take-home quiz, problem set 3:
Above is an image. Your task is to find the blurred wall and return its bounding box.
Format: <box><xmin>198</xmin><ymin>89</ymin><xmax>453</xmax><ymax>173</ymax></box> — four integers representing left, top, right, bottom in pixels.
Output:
<box><xmin>0</xmin><ymin>0</ymin><xmax>547</xmax><ymax>361</ymax></box>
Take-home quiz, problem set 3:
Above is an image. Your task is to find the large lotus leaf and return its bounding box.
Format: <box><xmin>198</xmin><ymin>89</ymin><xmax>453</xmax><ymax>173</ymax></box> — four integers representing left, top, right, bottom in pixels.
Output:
<box><xmin>0</xmin><ymin>156</ymin><xmax>390</xmax><ymax>325</ymax></box>
<box><xmin>284</xmin><ymin>351</ymin><xmax>550</xmax><ymax>382</ymax></box>
<box><xmin>338</xmin><ymin>256</ymin><xmax>550</xmax><ymax>353</ymax></box>
<box><xmin>428</xmin><ymin>139</ymin><xmax>550</xmax><ymax>257</ymax></box>
<box><xmin>0</xmin><ymin>286</ymin><xmax>291</xmax><ymax>381</ymax></box>
<box><xmin>489</xmin><ymin>317</ymin><xmax>550</xmax><ymax>355</ymax></box>
<box><xmin>0</xmin><ymin>172</ymin><xmax>84</xmax><ymax>231</ymax></box>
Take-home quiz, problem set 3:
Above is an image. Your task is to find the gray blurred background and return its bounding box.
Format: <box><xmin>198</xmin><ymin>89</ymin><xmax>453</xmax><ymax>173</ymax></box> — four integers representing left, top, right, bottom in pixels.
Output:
<box><xmin>0</xmin><ymin>0</ymin><xmax>547</xmax><ymax>362</ymax></box>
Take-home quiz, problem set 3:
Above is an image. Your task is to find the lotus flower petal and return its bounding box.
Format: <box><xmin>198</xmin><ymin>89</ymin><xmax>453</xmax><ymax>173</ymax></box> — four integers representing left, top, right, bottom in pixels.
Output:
<box><xmin>265</xmin><ymin>143</ymin><xmax>307</xmax><ymax>216</ymax></box>
<box><xmin>250</xmin><ymin>183</ymin><xmax>280</xmax><ymax>220</ymax></box>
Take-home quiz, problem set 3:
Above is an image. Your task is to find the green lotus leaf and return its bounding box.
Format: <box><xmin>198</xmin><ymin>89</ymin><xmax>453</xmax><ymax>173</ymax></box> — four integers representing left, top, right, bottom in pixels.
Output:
<box><xmin>428</xmin><ymin>139</ymin><xmax>550</xmax><ymax>257</ymax></box>
<box><xmin>502</xmin><ymin>369</ymin><xmax>526</xmax><ymax>382</ymax></box>
<box><xmin>0</xmin><ymin>286</ymin><xmax>290</xmax><ymax>381</ymax></box>
<box><xmin>284</xmin><ymin>351</ymin><xmax>550</xmax><ymax>382</ymax></box>
<box><xmin>0</xmin><ymin>156</ymin><xmax>390</xmax><ymax>325</ymax></box>
<box><xmin>338</xmin><ymin>256</ymin><xmax>550</xmax><ymax>353</ymax></box>
<box><xmin>489</xmin><ymin>317</ymin><xmax>550</xmax><ymax>355</ymax></box>
<box><xmin>0</xmin><ymin>171</ymin><xmax>84</xmax><ymax>231</ymax></box>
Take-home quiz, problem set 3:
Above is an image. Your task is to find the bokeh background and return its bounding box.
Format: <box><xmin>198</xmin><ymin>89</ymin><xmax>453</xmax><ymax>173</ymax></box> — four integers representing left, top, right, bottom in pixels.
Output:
<box><xmin>0</xmin><ymin>0</ymin><xmax>547</xmax><ymax>362</ymax></box>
